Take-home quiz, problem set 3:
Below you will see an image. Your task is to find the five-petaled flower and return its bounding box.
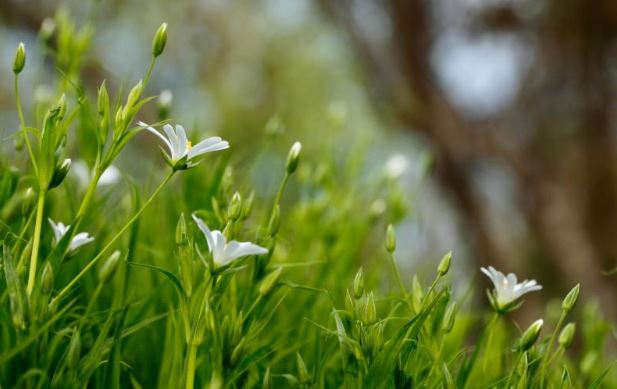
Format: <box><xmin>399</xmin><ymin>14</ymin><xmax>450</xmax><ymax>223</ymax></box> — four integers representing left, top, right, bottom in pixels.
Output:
<box><xmin>481</xmin><ymin>266</ymin><xmax>542</xmax><ymax>313</ymax></box>
<box><xmin>192</xmin><ymin>214</ymin><xmax>267</xmax><ymax>269</ymax></box>
<box><xmin>138</xmin><ymin>121</ymin><xmax>229</xmax><ymax>170</ymax></box>
<box><xmin>48</xmin><ymin>218</ymin><xmax>94</xmax><ymax>253</ymax></box>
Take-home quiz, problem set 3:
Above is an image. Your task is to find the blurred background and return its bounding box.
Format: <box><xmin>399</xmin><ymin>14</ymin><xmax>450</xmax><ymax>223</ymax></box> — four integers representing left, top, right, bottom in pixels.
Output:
<box><xmin>1</xmin><ymin>0</ymin><xmax>616</xmax><ymax>318</ymax></box>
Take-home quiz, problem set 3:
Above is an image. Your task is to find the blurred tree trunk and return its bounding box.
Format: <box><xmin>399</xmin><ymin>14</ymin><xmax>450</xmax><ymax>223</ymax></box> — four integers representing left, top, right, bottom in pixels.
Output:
<box><xmin>321</xmin><ymin>0</ymin><xmax>617</xmax><ymax>317</ymax></box>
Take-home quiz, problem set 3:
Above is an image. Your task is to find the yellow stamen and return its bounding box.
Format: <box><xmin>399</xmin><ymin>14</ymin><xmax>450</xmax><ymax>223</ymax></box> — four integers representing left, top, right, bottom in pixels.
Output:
<box><xmin>186</xmin><ymin>140</ymin><xmax>192</xmax><ymax>150</ymax></box>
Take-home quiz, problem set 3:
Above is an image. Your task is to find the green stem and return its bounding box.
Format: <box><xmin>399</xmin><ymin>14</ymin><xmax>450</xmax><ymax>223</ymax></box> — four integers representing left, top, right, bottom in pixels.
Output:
<box><xmin>272</xmin><ymin>172</ymin><xmax>289</xmax><ymax>211</ymax></box>
<box><xmin>143</xmin><ymin>56</ymin><xmax>157</xmax><ymax>87</ymax></box>
<box><xmin>388</xmin><ymin>252</ymin><xmax>407</xmax><ymax>297</ymax></box>
<box><xmin>15</xmin><ymin>74</ymin><xmax>38</xmax><ymax>176</ymax></box>
<box><xmin>506</xmin><ymin>351</ymin><xmax>524</xmax><ymax>388</ymax></box>
<box><xmin>540</xmin><ymin>310</ymin><xmax>567</xmax><ymax>384</ymax></box>
<box><xmin>185</xmin><ymin>342</ymin><xmax>198</xmax><ymax>389</ymax></box>
<box><xmin>75</xmin><ymin>168</ymin><xmax>103</xmax><ymax>220</ymax></box>
<box><xmin>26</xmin><ymin>190</ymin><xmax>46</xmax><ymax>295</ymax></box>
<box><xmin>50</xmin><ymin>171</ymin><xmax>174</xmax><ymax>307</ymax></box>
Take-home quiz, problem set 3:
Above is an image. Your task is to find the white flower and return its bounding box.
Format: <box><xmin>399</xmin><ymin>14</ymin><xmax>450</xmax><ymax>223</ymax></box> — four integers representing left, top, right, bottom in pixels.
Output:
<box><xmin>138</xmin><ymin>121</ymin><xmax>229</xmax><ymax>170</ymax></box>
<box><xmin>384</xmin><ymin>153</ymin><xmax>410</xmax><ymax>179</ymax></box>
<box><xmin>481</xmin><ymin>266</ymin><xmax>542</xmax><ymax>310</ymax></box>
<box><xmin>48</xmin><ymin>218</ymin><xmax>94</xmax><ymax>253</ymax></box>
<box><xmin>192</xmin><ymin>214</ymin><xmax>268</xmax><ymax>269</ymax></box>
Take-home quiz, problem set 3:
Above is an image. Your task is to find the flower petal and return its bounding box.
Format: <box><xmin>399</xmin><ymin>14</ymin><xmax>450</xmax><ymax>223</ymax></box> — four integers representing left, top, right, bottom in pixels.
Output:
<box><xmin>192</xmin><ymin>214</ymin><xmax>215</xmax><ymax>252</ymax></box>
<box><xmin>140</xmin><ymin>121</ymin><xmax>173</xmax><ymax>155</ymax></box>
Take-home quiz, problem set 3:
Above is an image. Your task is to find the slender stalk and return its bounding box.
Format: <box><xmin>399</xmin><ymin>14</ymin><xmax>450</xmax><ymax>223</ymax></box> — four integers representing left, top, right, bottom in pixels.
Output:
<box><xmin>26</xmin><ymin>190</ymin><xmax>46</xmax><ymax>295</ymax></box>
<box><xmin>388</xmin><ymin>252</ymin><xmax>407</xmax><ymax>297</ymax></box>
<box><xmin>539</xmin><ymin>310</ymin><xmax>567</xmax><ymax>384</ymax></box>
<box><xmin>15</xmin><ymin>74</ymin><xmax>38</xmax><ymax>176</ymax></box>
<box><xmin>272</xmin><ymin>172</ymin><xmax>289</xmax><ymax>212</ymax></box>
<box><xmin>506</xmin><ymin>351</ymin><xmax>524</xmax><ymax>388</ymax></box>
<box><xmin>50</xmin><ymin>171</ymin><xmax>174</xmax><ymax>306</ymax></box>
<box><xmin>75</xmin><ymin>168</ymin><xmax>103</xmax><ymax>220</ymax></box>
<box><xmin>143</xmin><ymin>57</ymin><xmax>157</xmax><ymax>87</ymax></box>
<box><xmin>185</xmin><ymin>342</ymin><xmax>198</xmax><ymax>389</ymax></box>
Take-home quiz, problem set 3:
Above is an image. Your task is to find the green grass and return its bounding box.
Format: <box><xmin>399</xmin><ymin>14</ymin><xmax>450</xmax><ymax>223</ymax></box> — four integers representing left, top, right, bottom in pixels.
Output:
<box><xmin>1</xmin><ymin>12</ymin><xmax>616</xmax><ymax>389</ymax></box>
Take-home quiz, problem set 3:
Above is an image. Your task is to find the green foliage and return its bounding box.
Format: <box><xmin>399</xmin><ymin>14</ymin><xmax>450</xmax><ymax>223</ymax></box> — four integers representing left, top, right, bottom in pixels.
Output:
<box><xmin>0</xmin><ymin>11</ymin><xmax>615</xmax><ymax>389</ymax></box>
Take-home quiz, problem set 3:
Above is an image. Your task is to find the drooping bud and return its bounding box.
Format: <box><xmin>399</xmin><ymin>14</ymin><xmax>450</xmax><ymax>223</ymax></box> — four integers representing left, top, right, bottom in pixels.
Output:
<box><xmin>437</xmin><ymin>251</ymin><xmax>452</xmax><ymax>277</ymax></box>
<box><xmin>517</xmin><ymin>319</ymin><xmax>544</xmax><ymax>352</ymax></box>
<box><xmin>259</xmin><ymin>267</ymin><xmax>282</xmax><ymax>296</ymax></box>
<box><xmin>353</xmin><ymin>267</ymin><xmax>364</xmax><ymax>299</ymax></box>
<box><xmin>385</xmin><ymin>224</ymin><xmax>396</xmax><ymax>253</ymax></box>
<box><xmin>152</xmin><ymin>22</ymin><xmax>168</xmax><ymax>57</ymax></box>
<box><xmin>13</xmin><ymin>43</ymin><xmax>26</xmax><ymax>74</ymax></box>
<box><xmin>228</xmin><ymin>192</ymin><xmax>242</xmax><ymax>221</ymax></box>
<box><xmin>41</xmin><ymin>261</ymin><xmax>54</xmax><ymax>295</ymax></box>
<box><xmin>562</xmin><ymin>284</ymin><xmax>580</xmax><ymax>313</ymax></box>
<box><xmin>441</xmin><ymin>302</ymin><xmax>456</xmax><ymax>333</ymax></box>
<box><xmin>49</xmin><ymin>158</ymin><xmax>71</xmax><ymax>189</ymax></box>
<box><xmin>558</xmin><ymin>322</ymin><xmax>576</xmax><ymax>349</ymax></box>
<box><xmin>98</xmin><ymin>250</ymin><xmax>121</xmax><ymax>284</ymax></box>
<box><xmin>286</xmin><ymin>142</ymin><xmax>302</xmax><ymax>175</ymax></box>
<box><xmin>268</xmin><ymin>205</ymin><xmax>280</xmax><ymax>236</ymax></box>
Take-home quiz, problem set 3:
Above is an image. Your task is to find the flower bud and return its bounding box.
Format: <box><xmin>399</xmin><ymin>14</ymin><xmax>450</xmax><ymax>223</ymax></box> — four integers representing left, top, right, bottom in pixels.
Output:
<box><xmin>268</xmin><ymin>205</ymin><xmax>280</xmax><ymax>236</ymax></box>
<box><xmin>353</xmin><ymin>267</ymin><xmax>364</xmax><ymax>299</ymax></box>
<box><xmin>437</xmin><ymin>251</ymin><xmax>452</xmax><ymax>276</ymax></box>
<box><xmin>124</xmin><ymin>80</ymin><xmax>143</xmax><ymax>113</ymax></box>
<box><xmin>562</xmin><ymin>284</ymin><xmax>580</xmax><ymax>313</ymax></box>
<box><xmin>517</xmin><ymin>319</ymin><xmax>543</xmax><ymax>352</ymax></box>
<box><xmin>259</xmin><ymin>267</ymin><xmax>282</xmax><ymax>296</ymax></box>
<box><xmin>241</xmin><ymin>190</ymin><xmax>255</xmax><ymax>220</ymax></box>
<box><xmin>385</xmin><ymin>224</ymin><xmax>396</xmax><ymax>253</ymax></box>
<box><xmin>363</xmin><ymin>292</ymin><xmax>377</xmax><ymax>324</ymax></box>
<box><xmin>152</xmin><ymin>22</ymin><xmax>168</xmax><ymax>57</ymax></box>
<box><xmin>98</xmin><ymin>250</ymin><xmax>121</xmax><ymax>284</ymax></box>
<box><xmin>49</xmin><ymin>158</ymin><xmax>71</xmax><ymax>189</ymax></box>
<box><xmin>441</xmin><ymin>302</ymin><xmax>456</xmax><ymax>333</ymax></box>
<box><xmin>39</xmin><ymin>18</ymin><xmax>56</xmax><ymax>45</ymax></box>
<box><xmin>41</xmin><ymin>261</ymin><xmax>54</xmax><ymax>295</ymax></box>
<box><xmin>296</xmin><ymin>352</ymin><xmax>311</xmax><ymax>384</ymax></box>
<box><xmin>228</xmin><ymin>192</ymin><xmax>242</xmax><ymax>221</ymax></box>
<box><xmin>13</xmin><ymin>43</ymin><xmax>26</xmax><ymax>74</ymax></box>
<box><xmin>558</xmin><ymin>322</ymin><xmax>576</xmax><ymax>349</ymax></box>
<box><xmin>176</xmin><ymin>213</ymin><xmax>187</xmax><ymax>245</ymax></box>
<box><xmin>97</xmin><ymin>81</ymin><xmax>109</xmax><ymax>116</ymax></box>
<box><xmin>66</xmin><ymin>329</ymin><xmax>81</xmax><ymax>368</ymax></box>
<box><xmin>286</xmin><ymin>142</ymin><xmax>302</xmax><ymax>175</ymax></box>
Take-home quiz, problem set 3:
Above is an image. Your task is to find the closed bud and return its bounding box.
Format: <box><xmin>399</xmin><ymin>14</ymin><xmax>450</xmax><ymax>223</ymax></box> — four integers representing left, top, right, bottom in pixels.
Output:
<box><xmin>98</xmin><ymin>250</ymin><xmax>121</xmax><ymax>284</ymax></box>
<box><xmin>66</xmin><ymin>329</ymin><xmax>81</xmax><ymax>368</ymax></box>
<box><xmin>40</xmin><ymin>18</ymin><xmax>56</xmax><ymax>45</ymax></box>
<box><xmin>353</xmin><ymin>267</ymin><xmax>364</xmax><ymax>299</ymax></box>
<box><xmin>558</xmin><ymin>323</ymin><xmax>576</xmax><ymax>349</ymax></box>
<box><xmin>268</xmin><ymin>205</ymin><xmax>280</xmax><ymax>236</ymax></box>
<box><xmin>176</xmin><ymin>213</ymin><xmax>187</xmax><ymax>244</ymax></box>
<box><xmin>259</xmin><ymin>266</ymin><xmax>282</xmax><ymax>296</ymax></box>
<box><xmin>286</xmin><ymin>142</ymin><xmax>302</xmax><ymax>175</ymax></box>
<box><xmin>97</xmin><ymin>81</ymin><xmax>109</xmax><ymax>116</ymax></box>
<box><xmin>13</xmin><ymin>43</ymin><xmax>26</xmax><ymax>74</ymax></box>
<box><xmin>296</xmin><ymin>352</ymin><xmax>311</xmax><ymax>384</ymax></box>
<box><xmin>517</xmin><ymin>319</ymin><xmax>543</xmax><ymax>352</ymax></box>
<box><xmin>228</xmin><ymin>192</ymin><xmax>242</xmax><ymax>221</ymax></box>
<box><xmin>41</xmin><ymin>261</ymin><xmax>54</xmax><ymax>295</ymax></box>
<box><xmin>441</xmin><ymin>302</ymin><xmax>456</xmax><ymax>333</ymax></box>
<box><xmin>385</xmin><ymin>224</ymin><xmax>396</xmax><ymax>253</ymax></box>
<box><xmin>562</xmin><ymin>284</ymin><xmax>580</xmax><ymax>313</ymax></box>
<box><xmin>152</xmin><ymin>22</ymin><xmax>168</xmax><ymax>57</ymax></box>
<box><xmin>363</xmin><ymin>292</ymin><xmax>377</xmax><ymax>324</ymax></box>
<box><xmin>49</xmin><ymin>158</ymin><xmax>71</xmax><ymax>189</ymax></box>
<box><xmin>21</xmin><ymin>188</ymin><xmax>35</xmax><ymax>215</ymax></box>
<box><xmin>437</xmin><ymin>251</ymin><xmax>452</xmax><ymax>276</ymax></box>
<box><xmin>124</xmin><ymin>80</ymin><xmax>143</xmax><ymax>113</ymax></box>
<box><xmin>241</xmin><ymin>190</ymin><xmax>255</xmax><ymax>219</ymax></box>
<box><xmin>114</xmin><ymin>106</ymin><xmax>124</xmax><ymax>129</ymax></box>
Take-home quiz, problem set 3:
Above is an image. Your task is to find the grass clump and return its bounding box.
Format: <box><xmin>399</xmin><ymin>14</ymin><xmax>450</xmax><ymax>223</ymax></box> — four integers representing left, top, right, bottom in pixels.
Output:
<box><xmin>0</xmin><ymin>12</ymin><xmax>615</xmax><ymax>389</ymax></box>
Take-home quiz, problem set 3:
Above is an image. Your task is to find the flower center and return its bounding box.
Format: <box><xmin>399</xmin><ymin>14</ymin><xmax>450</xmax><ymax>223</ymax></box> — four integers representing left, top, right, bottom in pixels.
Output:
<box><xmin>186</xmin><ymin>140</ymin><xmax>192</xmax><ymax>150</ymax></box>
